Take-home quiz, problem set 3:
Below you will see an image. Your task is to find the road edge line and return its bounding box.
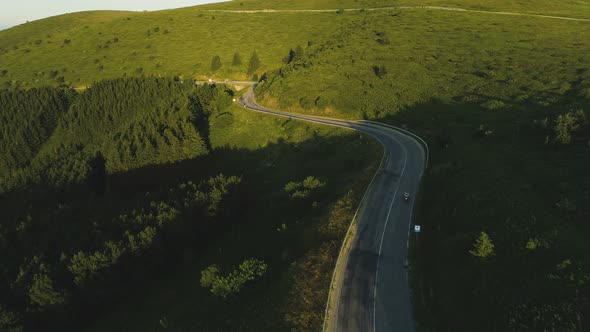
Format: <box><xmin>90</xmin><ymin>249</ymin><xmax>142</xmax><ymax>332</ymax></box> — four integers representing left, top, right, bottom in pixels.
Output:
<box><xmin>322</xmin><ymin>142</ymin><xmax>387</xmax><ymax>332</ymax></box>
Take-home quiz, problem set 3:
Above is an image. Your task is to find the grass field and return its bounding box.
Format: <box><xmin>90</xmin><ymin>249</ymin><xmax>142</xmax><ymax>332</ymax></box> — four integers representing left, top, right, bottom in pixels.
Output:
<box><xmin>1</xmin><ymin>0</ymin><xmax>589</xmax><ymax>89</ymax></box>
<box><xmin>256</xmin><ymin>9</ymin><xmax>590</xmax><ymax>118</ymax></box>
<box><xmin>0</xmin><ymin>9</ymin><xmax>345</xmax><ymax>88</ymax></box>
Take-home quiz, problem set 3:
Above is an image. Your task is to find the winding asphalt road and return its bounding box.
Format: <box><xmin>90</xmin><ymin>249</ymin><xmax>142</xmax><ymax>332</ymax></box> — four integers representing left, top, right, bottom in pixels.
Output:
<box><xmin>239</xmin><ymin>87</ymin><xmax>427</xmax><ymax>332</ymax></box>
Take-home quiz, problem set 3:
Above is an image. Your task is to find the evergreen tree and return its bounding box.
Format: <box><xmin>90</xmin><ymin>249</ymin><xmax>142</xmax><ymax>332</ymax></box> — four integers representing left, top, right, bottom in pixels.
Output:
<box><xmin>28</xmin><ymin>272</ymin><xmax>65</xmax><ymax>309</ymax></box>
<box><xmin>469</xmin><ymin>231</ymin><xmax>495</xmax><ymax>258</ymax></box>
<box><xmin>287</xmin><ymin>45</ymin><xmax>304</xmax><ymax>63</ymax></box>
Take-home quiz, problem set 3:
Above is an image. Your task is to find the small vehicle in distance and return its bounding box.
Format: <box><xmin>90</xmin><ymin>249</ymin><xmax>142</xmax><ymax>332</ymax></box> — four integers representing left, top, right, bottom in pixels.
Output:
<box><xmin>403</xmin><ymin>192</ymin><xmax>410</xmax><ymax>201</ymax></box>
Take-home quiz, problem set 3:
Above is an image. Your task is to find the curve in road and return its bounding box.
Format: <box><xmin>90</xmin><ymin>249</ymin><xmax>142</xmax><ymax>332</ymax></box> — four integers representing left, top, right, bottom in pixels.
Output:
<box><xmin>238</xmin><ymin>87</ymin><xmax>427</xmax><ymax>332</ymax></box>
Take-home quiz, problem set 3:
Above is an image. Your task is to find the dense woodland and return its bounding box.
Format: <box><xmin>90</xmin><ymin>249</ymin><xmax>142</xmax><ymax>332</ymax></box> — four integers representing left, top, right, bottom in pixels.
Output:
<box><xmin>0</xmin><ymin>88</ymin><xmax>70</xmax><ymax>177</ymax></box>
<box><xmin>0</xmin><ymin>78</ymin><xmax>232</xmax><ymax>194</ymax></box>
<box><xmin>0</xmin><ymin>78</ymin><xmax>241</xmax><ymax>331</ymax></box>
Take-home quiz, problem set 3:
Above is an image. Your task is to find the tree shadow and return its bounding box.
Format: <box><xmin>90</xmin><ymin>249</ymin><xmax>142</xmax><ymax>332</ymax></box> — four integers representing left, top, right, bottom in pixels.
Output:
<box><xmin>373</xmin><ymin>91</ymin><xmax>590</xmax><ymax>331</ymax></box>
<box><xmin>0</xmin><ymin>130</ymin><xmax>377</xmax><ymax>331</ymax></box>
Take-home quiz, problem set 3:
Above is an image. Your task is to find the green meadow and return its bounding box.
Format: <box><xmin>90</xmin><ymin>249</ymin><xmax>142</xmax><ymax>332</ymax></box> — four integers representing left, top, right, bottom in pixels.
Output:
<box><xmin>0</xmin><ymin>9</ymin><xmax>346</xmax><ymax>88</ymax></box>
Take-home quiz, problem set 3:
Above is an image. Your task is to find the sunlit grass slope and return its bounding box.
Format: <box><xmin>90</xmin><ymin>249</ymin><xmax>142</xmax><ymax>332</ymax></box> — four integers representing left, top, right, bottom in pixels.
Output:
<box><xmin>1</xmin><ymin>0</ymin><xmax>589</xmax><ymax>90</ymax></box>
<box><xmin>0</xmin><ymin>6</ymin><xmax>346</xmax><ymax>88</ymax></box>
<box><xmin>257</xmin><ymin>9</ymin><xmax>590</xmax><ymax>118</ymax></box>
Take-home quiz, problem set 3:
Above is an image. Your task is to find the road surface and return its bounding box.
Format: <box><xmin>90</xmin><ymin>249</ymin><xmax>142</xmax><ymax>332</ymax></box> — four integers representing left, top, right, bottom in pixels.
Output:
<box><xmin>239</xmin><ymin>87</ymin><xmax>427</xmax><ymax>332</ymax></box>
<box><xmin>206</xmin><ymin>6</ymin><xmax>590</xmax><ymax>22</ymax></box>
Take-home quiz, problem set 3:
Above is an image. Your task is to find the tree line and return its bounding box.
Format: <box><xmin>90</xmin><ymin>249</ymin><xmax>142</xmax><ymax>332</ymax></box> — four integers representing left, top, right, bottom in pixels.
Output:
<box><xmin>0</xmin><ymin>77</ymin><xmax>232</xmax><ymax>194</ymax></box>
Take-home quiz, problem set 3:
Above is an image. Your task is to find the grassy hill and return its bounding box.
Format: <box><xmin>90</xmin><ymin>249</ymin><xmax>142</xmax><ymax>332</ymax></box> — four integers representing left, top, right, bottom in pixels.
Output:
<box><xmin>1</xmin><ymin>0</ymin><xmax>590</xmax><ymax>330</ymax></box>
<box><xmin>256</xmin><ymin>9</ymin><xmax>590</xmax><ymax>118</ymax></box>
<box><xmin>0</xmin><ymin>8</ymin><xmax>345</xmax><ymax>88</ymax></box>
<box><xmin>1</xmin><ymin>0</ymin><xmax>589</xmax><ymax>89</ymax></box>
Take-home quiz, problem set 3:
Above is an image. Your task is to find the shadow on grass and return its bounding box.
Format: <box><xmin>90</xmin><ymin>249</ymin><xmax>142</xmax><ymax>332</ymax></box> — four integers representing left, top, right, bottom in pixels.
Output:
<box><xmin>0</xmin><ymin>130</ymin><xmax>378</xmax><ymax>331</ymax></box>
<box><xmin>376</xmin><ymin>94</ymin><xmax>590</xmax><ymax>331</ymax></box>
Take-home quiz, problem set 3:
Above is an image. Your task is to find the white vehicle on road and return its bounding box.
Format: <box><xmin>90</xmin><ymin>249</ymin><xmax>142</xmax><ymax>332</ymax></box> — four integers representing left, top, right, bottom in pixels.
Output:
<box><xmin>403</xmin><ymin>192</ymin><xmax>410</xmax><ymax>201</ymax></box>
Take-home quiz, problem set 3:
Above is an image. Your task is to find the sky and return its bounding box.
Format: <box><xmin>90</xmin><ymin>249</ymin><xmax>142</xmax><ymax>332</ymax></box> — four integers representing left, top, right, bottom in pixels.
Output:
<box><xmin>0</xmin><ymin>0</ymin><xmax>227</xmax><ymax>29</ymax></box>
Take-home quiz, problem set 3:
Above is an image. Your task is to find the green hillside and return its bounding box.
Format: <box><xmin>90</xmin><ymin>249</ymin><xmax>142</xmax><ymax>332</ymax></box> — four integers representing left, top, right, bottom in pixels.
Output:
<box><xmin>1</xmin><ymin>0</ymin><xmax>589</xmax><ymax>89</ymax></box>
<box><xmin>0</xmin><ymin>8</ymin><xmax>345</xmax><ymax>88</ymax></box>
<box><xmin>256</xmin><ymin>9</ymin><xmax>590</xmax><ymax>118</ymax></box>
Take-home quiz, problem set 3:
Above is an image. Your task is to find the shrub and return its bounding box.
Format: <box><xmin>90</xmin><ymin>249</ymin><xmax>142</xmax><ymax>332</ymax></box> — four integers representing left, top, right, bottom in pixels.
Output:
<box><xmin>554</xmin><ymin>110</ymin><xmax>585</xmax><ymax>144</ymax></box>
<box><xmin>0</xmin><ymin>305</ymin><xmax>20</xmax><ymax>332</ymax></box>
<box><xmin>372</xmin><ymin>65</ymin><xmax>387</xmax><ymax>79</ymax></box>
<box><xmin>481</xmin><ymin>99</ymin><xmax>506</xmax><ymax>111</ymax></box>
<box><xmin>200</xmin><ymin>259</ymin><xmax>268</xmax><ymax>298</ymax></box>
<box><xmin>469</xmin><ymin>231</ymin><xmax>495</xmax><ymax>259</ymax></box>
<box><xmin>285</xmin><ymin>176</ymin><xmax>326</xmax><ymax>199</ymax></box>
<box><xmin>28</xmin><ymin>272</ymin><xmax>65</xmax><ymax>309</ymax></box>
<box><xmin>376</xmin><ymin>38</ymin><xmax>390</xmax><ymax>45</ymax></box>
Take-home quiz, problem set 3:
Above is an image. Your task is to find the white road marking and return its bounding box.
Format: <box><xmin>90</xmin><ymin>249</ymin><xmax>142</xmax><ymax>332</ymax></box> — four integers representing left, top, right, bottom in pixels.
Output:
<box><xmin>373</xmin><ymin>134</ymin><xmax>408</xmax><ymax>332</ymax></box>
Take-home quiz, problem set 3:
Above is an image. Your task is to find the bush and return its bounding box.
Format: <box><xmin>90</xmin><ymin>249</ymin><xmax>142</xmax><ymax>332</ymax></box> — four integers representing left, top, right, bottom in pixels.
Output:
<box><xmin>28</xmin><ymin>272</ymin><xmax>65</xmax><ymax>309</ymax></box>
<box><xmin>554</xmin><ymin>110</ymin><xmax>585</xmax><ymax>144</ymax></box>
<box><xmin>285</xmin><ymin>176</ymin><xmax>326</xmax><ymax>199</ymax></box>
<box><xmin>372</xmin><ymin>65</ymin><xmax>387</xmax><ymax>79</ymax></box>
<box><xmin>200</xmin><ymin>259</ymin><xmax>268</xmax><ymax>298</ymax></box>
<box><xmin>481</xmin><ymin>99</ymin><xmax>506</xmax><ymax>111</ymax></box>
<box><xmin>0</xmin><ymin>305</ymin><xmax>20</xmax><ymax>332</ymax></box>
<box><xmin>469</xmin><ymin>231</ymin><xmax>495</xmax><ymax>259</ymax></box>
